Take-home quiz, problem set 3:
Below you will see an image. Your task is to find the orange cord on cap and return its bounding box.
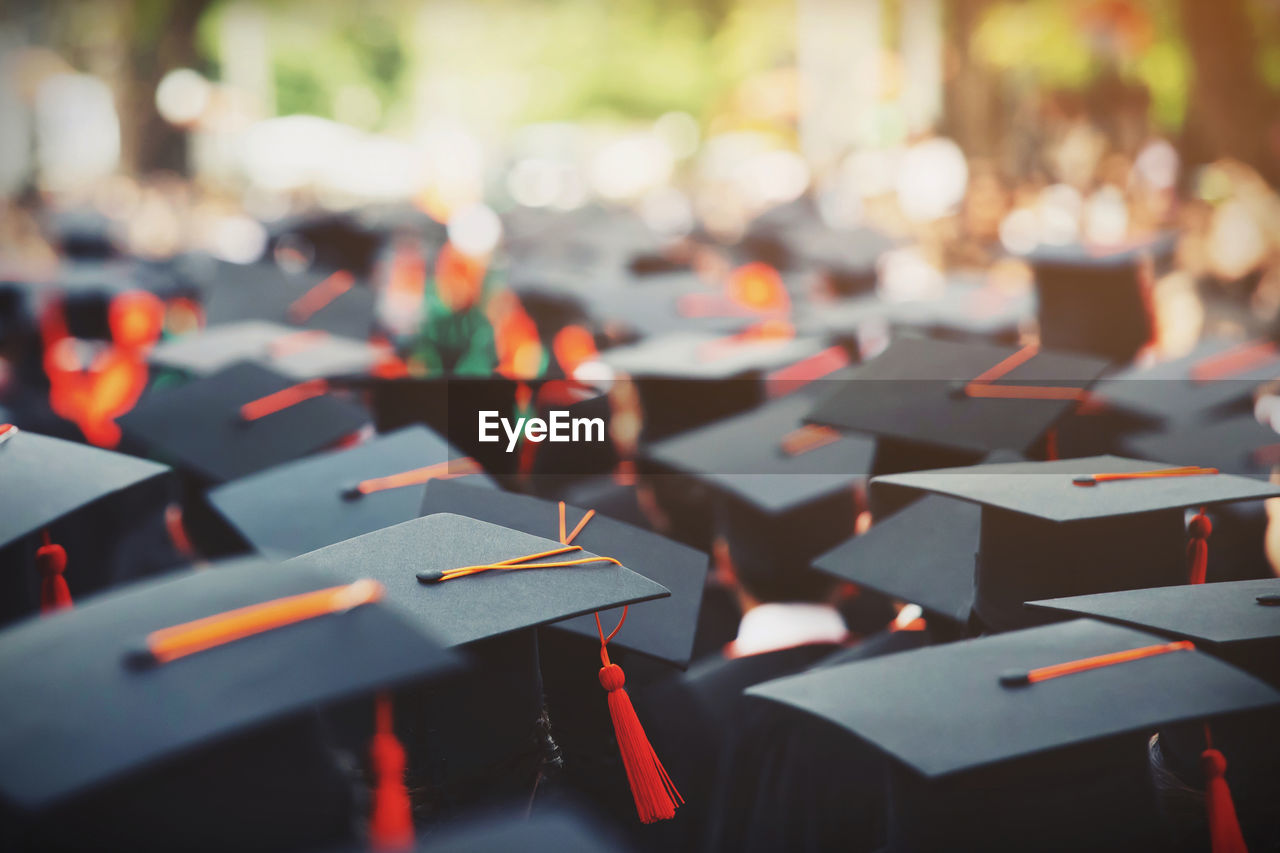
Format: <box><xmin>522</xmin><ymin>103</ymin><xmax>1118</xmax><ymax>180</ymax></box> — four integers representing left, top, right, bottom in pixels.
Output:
<box><xmin>128</xmin><ymin>579</ymin><xmax>383</xmax><ymax>667</ymax></box>
<box><xmin>779</xmin><ymin>424</ymin><xmax>842</xmax><ymax>456</ymax></box>
<box><xmin>267</xmin><ymin>329</ymin><xmax>329</xmax><ymax>359</ymax></box>
<box><xmin>344</xmin><ymin>458</ymin><xmax>482</xmax><ymax>499</ymax></box>
<box><xmin>368</xmin><ymin>691</ymin><xmax>414</xmax><ymax>852</ymax></box>
<box><xmin>1189</xmin><ymin>340</ymin><xmax>1279</xmax><ymax>383</ymax></box>
<box><xmin>1187</xmin><ymin>509</ymin><xmax>1213</xmax><ymax>585</ymax></box>
<box><xmin>415</xmin><ymin>545</ymin><xmax>620</xmax><ymax>584</ymax></box>
<box><xmin>288</xmin><ymin>270</ymin><xmax>356</xmax><ymax>324</ymax></box>
<box><xmin>998</xmin><ymin>640</ymin><xmax>1194</xmax><ymax>687</ymax></box>
<box><xmin>37</xmin><ymin>528</ymin><xmax>72</xmax><ymax>614</ymax></box>
<box><xmin>0</xmin><ymin>423</ymin><xmax>16</xmax><ymax>446</ymax></box>
<box><xmin>1071</xmin><ymin>466</ymin><xmax>1219</xmax><ymax>486</ymax></box>
<box><xmin>239</xmin><ymin>379</ymin><xmax>331</xmax><ymax>422</ymax></box>
<box><xmin>959</xmin><ymin>344</ymin><xmax>1096</xmax><ymax>405</ymax></box>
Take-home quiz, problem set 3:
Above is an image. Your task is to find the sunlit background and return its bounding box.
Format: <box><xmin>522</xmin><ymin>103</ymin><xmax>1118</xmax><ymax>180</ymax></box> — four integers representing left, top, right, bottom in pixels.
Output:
<box><xmin>2</xmin><ymin>0</ymin><xmax>1279</xmax><ymax>358</ymax></box>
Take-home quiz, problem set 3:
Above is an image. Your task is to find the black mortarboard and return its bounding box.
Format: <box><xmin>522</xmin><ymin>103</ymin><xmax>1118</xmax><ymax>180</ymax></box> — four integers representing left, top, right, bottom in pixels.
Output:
<box><xmin>574</xmin><ymin>272</ymin><xmax>754</xmax><ymax>342</ymax></box>
<box><xmin>117</xmin><ymin>361</ymin><xmax>370</xmax><ymax>484</ymax></box>
<box><xmin>209</xmin><ymin>426</ymin><xmax>495</xmax><ymax>558</ymax></box>
<box><xmin>601</xmin><ymin>331</ymin><xmax>829</xmax><ymax>441</ymax></box>
<box><xmin>266</xmin><ymin>210</ymin><xmax>386</xmax><ymax>279</ymax></box>
<box><xmin>418</xmin><ymin>479</ymin><xmax>707</xmax><ymax>667</ymax></box>
<box><xmin>149</xmin><ymin>321</ymin><xmax>385</xmax><ymax>381</ymax></box>
<box><xmin>747</xmin><ymin>618</ymin><xmax>1278</xmax><ymax>777</ymax></box>
<box><xmin>1024</xmin><ymin>232</ymin><xmax>1176</xmax><ymax>364</ymax></box>
<box><xmin>289</xmin><ymin>513</ymin><xmax>680</xmax><ymax>823</ymax></box>
<box><xmin>872</xmin><ymin>455</ymin><xmax>1280</xmax><ymax>631</ymax></box>
<box><xmin>202</xmin><ymin>260</ymin><xmax>377</xmax><ymax>339</ymax></box>
<box><xmin>0</xmin><ymin>425</ymin><xmax>170</xmax><ymax>552</ymax></box>
<box><xmin>47</xmin><ymin>209</ymin><xmax>119</xmax><ymax>260</ymax></box>
<box><xmin>646</xmin><ymin>392</ymin><xmax>876</xmax><ymax>516</ymax></box>
<box><xmin>288</xmin><ymin>513</ymin><xmax>669</xmax><ymax>648</ymax></box>
<box><xmin>806</xmin><ymin>336</ymin><xmax>1110</xmax><ymax>457</ymax></box>
<box><xmin>1028</xmin><ymin>579</ymin><xmax>1280</xmax><ymax>681</ymax></box>
<box><xmin>350</xmin><ymin>375</ymin><xmax>526</xmax><ymax>478</ymax></box>
<box><xmin>1122</xmin><ymin>413</ymin><xmax>1280</xmax><ymax>479</ymax></box>
<box><xmin>1094</xmin><ymin>336</ymin><xmax>1280</xmax><ymax>424</ymax></box>
<box><xmin>0</xmin><ymin>557</ymin><xmax>458</xmax><ymax>813</ymax></box>
<box><xmin>746</xmin><ymin>619</ymin><xmax>1280</xmax><ymax>851</ymax></box>
<box><xmin>814</xmin><ymin>495</ymin><xmax>981</xmax><ymax>629</ymax></box>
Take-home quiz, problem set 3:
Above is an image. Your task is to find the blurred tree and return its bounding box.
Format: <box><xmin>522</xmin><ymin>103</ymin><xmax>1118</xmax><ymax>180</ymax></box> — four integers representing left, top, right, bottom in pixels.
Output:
<box><xmin>1178</xmin><ymin>0</ymin><xmax>1280</xmax><ymax>184</ymax></box>
<box><xmin>118</xmin><ymin>0</ymin><xmax>215</xmax><ymax>175</ymax></box>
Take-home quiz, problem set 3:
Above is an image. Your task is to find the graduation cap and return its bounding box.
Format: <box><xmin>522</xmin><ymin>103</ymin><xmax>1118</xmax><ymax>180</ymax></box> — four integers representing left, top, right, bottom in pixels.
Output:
<box><xmin>575</xmin><ymin>271</ymin><xmax>753</xmax><ymax>342</ymax></box>
<box><xmin>0</xmin><ymin>424</ymin><xmax>172</xmax><ymax>621</ymax></box>
<box><xmin>807</xmin><ymin>337</ymin><xmax>1109</xmax><ymax>457</ymax></box>
<box><xmin>1028</xmin><ymin>579</ymin><xmax>1280</xmax><ymax>678</ymax></box>
<box><xmin>814</xmin><ymin>495</ymin><xmax>981</xmax><ymax>630</ymax></box>
<box><xmin>600</xmin><ymin>330</ymin><xmax>829</xmax><ymax>441</ymax></box>
<box><xmin>266</xmin><ymin>210</ymin><xmax>386</xmax><ymax>279</ymax></box>
<box><xmin>348</xmin><ymin>374</ymin><xmax>528</xmax><ymax>478</ymax></box>
<box><xmin>1093</xmin><ymin>336</ymin><xmax>1280</xmax><ymax>424</ymax></box>
<box><xmin>46</xmin><ymin>209</ymin><xmax>119</xmax><ymax>260</ymax></box>
<box><xmin>418</xmin><ymin>479</ymin><xmax>708</xmax><ymax>668</ymax></box>
<box><xmin>806</xmin><ymin>338</ymin><xmax>1109</xmax><ymax>514</ymax></box>
<box><xmin>0</xmin><ymin>557</ymin><xmax>459</xmax><ymax>850</ymax></box>
<box><xmin>149</xmin><ymin>321</ymin><xmax>386</xmax><ymax>381</ymax></box>
<box><xmin>1121</xmin><ymin>413</ymin><xmax>1280</xmax><ymax>479</ymax></box>
<box><xmin>872</xmin><ymin>455</ymin><xmax>1280</xmax><ymax>631</ymax></box>
<box><xmin>117</xmin><ymin>361</ymin><xmax>370</xmax><ymax>484</ymax></box>
<box><xmin>289</xmin><ymin>513</ymin><xmax>683</xmax><ymax>823</ymax></box>
<box><xmin>209</xmin><ymin>426</ymin><xmax>494</xmax><ymax>558</ymax></box>
<box><xmin>646</xmin><ymin>392</ymin><xmax>876</xmax><ymax>516</ymax></box>
<box><xmin>747</xmin><ymin>618</ymin><xmax>1280</xmax><ymax>851</ymax></box>
<box><xmin>202</xmin><ymin>260</ymin><xmax>377</xmax><ymax>339</ymax></box>
<box><xmin>1023</xmin><ymin>232</ymin><xmax>1176</xmax><ymax>364</ymax></box>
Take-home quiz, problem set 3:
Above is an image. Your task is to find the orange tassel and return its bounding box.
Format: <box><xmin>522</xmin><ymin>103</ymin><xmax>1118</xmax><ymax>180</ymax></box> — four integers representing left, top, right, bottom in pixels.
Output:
<box><xmin>596</xmin><ymin>610</ymin><xmax>682</xmax><ymax>823</ymax></box>
<box><xmin>368</xmin><ymin>692</ymin><xmax>414</xmax><ymax>851</ymax></box>
<box><xmin>1202</xmin><ymin>746</ymin><xmax>1249</xmax><ymax>853</ymax></box>
<box><xmin>1188</xmin><ymin>510</ymin><xmax>1212</xmax><ymax>586</ymax></box>
<box><xmin>37</xmin><ymin>530</ymin><xmax>72</xmax><ymax>614</ymax></box>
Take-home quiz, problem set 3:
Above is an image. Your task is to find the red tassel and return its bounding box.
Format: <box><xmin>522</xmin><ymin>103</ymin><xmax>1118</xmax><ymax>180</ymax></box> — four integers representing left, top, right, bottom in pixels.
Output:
<box><xmin>1188</xmin><ymin>510</ymin><xmax>1212</xmax><ymax>586</ymax></box>
<box><xmin>1202</xmin><ymin>747</ymin><xmax>1249</xmax><ymax>853</ymax></box>
<box><xmin>37</xmin><ymin>530</ymin><xmax>72</xmax><ymax>614</ymax></box>
<box><xmin>1043</xmin><ymin>427</ymin><xmax>1059</xmax><ymax>461</ymax></box>
<box><xmin>368</xmin><ymin>692</ymin><xmax>414</xmax><ymax>852</ymax></box>
<box><xmin>594</xmin><ymin>605</ymin><xmax>682</xmax><ymax>824</ymax></box>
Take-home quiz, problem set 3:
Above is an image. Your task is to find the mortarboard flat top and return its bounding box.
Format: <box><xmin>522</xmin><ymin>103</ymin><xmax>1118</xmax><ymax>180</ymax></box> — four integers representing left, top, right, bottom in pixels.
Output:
<box><xmin>1094</xmin><ymin>337</ymin><xmax>1280</xmax><ymax>423</ymax></box>
<box><xmin>419</xmin><ymin>479</ymin><xmax>707</xmax><ymax>667</ymax></box>
<box><xmin>0</xmin><ymin>557</ymin><xmax>459</xmax><ymax>810</ymax></box>
<box><xmin>0</xmin><ymin>427</ymin><xmax>170</xmax><ymax>550</ymax></box>
<box><xmin>209</xmin><ymin>426</ymin><xmax>494</xmax><ymax>559</ymax></box>
<box><xmin>805</xmin><ymin>337</ymin><xmax>1110</xmax><ymax>454</ymax></box>
<box><xmin>117</xmin><ymin>361</ymin><xmax>370</xmax><ymax>483</ymax></box>
<box><xmin>872</xmin><ymin>454</ymin><xmax>1280</xmax><ymax>523</ymax></box>
<box><xmin>746</xmin><ymin>618</ymin><xmax>1280</xmax><ymax>779</ymax></box>
<box><xmin>288</xmin><ymin>513</ymin><xmax>669</xmax><ymax>648</ymax></box>
<box><xmin>813</xmin><ymin>494</ymin><xmax>980</xmax><ymax>627</ymax></box>
<box><xmin>599</xmin><ymin>331</ymin><xmax>826</xmax><ymax>381</ymax></box>
<box><xmin>1121</xmin><ymin>414</ymin><xmax>1280</xmax><ymax>479</ymax></box>
<box><xmin>575</xmin><ymin>272</ymin><xmax>752</xmax><ymax>340</ymax></box>
<box><xmin>646</xmin><ymin>393</ymin><xmax>876</xmax><ymax>515</ymax></box>
<box><xmin>149</xmin><ymin>321</ymin><xmax>384</xmax><ymax>381</ymax></box>
<box><xmin>1028</xmin><ymin>579</ymin><xmax>1280</xmax><ymax>647</ymax></box>
<box><xmin>201</xmin><ymin>260</ymin><xmax>377</xmax><ymax>339</ymax></box>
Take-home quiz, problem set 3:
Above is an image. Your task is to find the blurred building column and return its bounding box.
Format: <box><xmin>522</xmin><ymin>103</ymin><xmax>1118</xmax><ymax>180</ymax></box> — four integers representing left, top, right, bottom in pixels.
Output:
<box><xmin>899</xmin><ymin>0</ymin><xmax>942</xmax><ymax>134</ymax></box>
<box><xmin>796</xmin><ymin>0</ymin><xmax>882</xmax><ymax>175</ymax></box>
<box><xmin>218</xmin><ymin>2</ymin><xmax>274</xmax><ymax>118</ymax></box>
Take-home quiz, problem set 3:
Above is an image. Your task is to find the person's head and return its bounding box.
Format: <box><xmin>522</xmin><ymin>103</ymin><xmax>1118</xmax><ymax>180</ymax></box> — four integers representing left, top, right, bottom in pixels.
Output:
<box><xmin>715</xmin><ymin>487</ymin><xmax>854</xmax><ymax>607</ymax></box>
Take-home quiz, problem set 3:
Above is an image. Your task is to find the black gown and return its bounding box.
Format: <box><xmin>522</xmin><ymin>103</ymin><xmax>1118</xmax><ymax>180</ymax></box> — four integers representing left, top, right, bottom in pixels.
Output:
<box><xmin>631</xmin><ymin>641</ymin><xmax>849</xmax><ymax>853</ymax></box>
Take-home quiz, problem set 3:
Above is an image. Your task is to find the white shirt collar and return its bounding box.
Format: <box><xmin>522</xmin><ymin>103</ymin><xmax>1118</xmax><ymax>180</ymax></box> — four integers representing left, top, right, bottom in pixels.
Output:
<box><xmin>729</xmin><ymin>602</ymin><xmax>849</xmax><ymax>658</ymax></box>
